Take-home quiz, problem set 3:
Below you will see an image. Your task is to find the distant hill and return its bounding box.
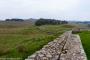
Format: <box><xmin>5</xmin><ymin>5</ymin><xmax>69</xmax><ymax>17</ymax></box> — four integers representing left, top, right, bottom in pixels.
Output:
<box><xmin>0</xmin><ymin>18</ymin><xmax>38</xmax><ymax>26</ymax></box>
<box><xmin>24</xmin><ymin>18</ymin><xmax>38</xmax><ymax>24</ymax></box>
<box><xmin>0</xmin><ymin>18</ymin><xmax>38</xmax><ymax>27</ymax></box>
<box><xmin>68</xmin><ymin>21</ymin><xmax>90</xmax><ymax>24</ymax></box>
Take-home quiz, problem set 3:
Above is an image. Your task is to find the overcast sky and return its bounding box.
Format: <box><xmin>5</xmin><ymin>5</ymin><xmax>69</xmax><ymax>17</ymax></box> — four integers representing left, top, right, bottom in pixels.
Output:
<box><xmin>0</xmin><ymin>0</ymin><xmax>90</xmax><ymax>21</ymax></box>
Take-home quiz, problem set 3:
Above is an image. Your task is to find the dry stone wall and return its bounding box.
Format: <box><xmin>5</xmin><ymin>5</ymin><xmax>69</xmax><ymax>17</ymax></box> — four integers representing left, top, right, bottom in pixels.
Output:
<box><xmin>25</xmin><ymin>31</ymin><xmax>87</xmax><ymax>60</ymax></box>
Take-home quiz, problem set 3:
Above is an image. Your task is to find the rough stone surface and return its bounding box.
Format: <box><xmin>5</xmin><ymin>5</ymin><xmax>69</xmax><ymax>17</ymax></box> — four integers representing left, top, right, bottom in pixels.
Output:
<box><xmin>60</xmin><ymin>34</ymin><xmax>87</xmax><ymax>60</ymax></box>
<box><xmin>25</xmin><ymin>31</ymin><xmax>87</xmax><ymax>60</ymax></box>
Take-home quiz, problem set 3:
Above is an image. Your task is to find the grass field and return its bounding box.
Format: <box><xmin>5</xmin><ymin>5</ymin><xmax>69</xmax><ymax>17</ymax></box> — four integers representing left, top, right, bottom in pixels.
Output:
<box><xmin>79</xmin><ymin>31</ymin><xmax>90</xmax><ymax>59</ymax></box>
<box><xmin>0</xmin><ymin>23</ymin><xmax>74</xmax><ymax>60</ymax></box>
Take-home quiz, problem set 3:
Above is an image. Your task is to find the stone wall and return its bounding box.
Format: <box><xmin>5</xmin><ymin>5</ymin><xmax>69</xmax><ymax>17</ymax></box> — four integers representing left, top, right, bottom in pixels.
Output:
<box><xmin>25</xmin><ymin>31</ymin><xmax>87</xmax><ymax>60</ymax></box>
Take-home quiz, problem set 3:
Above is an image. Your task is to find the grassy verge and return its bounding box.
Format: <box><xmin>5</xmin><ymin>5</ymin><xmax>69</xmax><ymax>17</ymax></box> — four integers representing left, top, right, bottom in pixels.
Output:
<box><xmin>0</xmin><ymin>24</ymin><xmax>73</xmax><ymax>60</ymax></box>
<box><xmin>79</xmin><ymin>31</ymin><xmax>90</xmax><ymax>59</ymax></box>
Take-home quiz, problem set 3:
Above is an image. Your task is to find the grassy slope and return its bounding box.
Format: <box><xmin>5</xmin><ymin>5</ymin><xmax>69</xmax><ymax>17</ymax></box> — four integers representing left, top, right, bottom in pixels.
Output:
<box><xmin>79</xmin><ymin>31</ymin><xmax>90</xmax><ymax>59</ymax></box>
<box><xmin>0</xmin><ymin>24</ymin><xmax>73</xmax><ymax>60</ymax></box>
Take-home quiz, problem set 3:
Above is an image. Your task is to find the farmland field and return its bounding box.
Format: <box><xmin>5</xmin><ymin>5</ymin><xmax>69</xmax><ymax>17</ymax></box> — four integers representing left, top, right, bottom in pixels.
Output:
<box><xmin>79</xmin><ymin>31</ymin><xmax>90</xmax><ymax>60</ymax></box>
<box><xmin>0</xmin><ymin>23</ymin><xmax>74</xmax><ymax>60</ymax></box>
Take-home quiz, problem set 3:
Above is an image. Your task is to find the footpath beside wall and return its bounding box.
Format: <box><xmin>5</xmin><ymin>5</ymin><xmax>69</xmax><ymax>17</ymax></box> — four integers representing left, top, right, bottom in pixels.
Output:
<box><xmin>25</xmin><ymin>31</ymin><xmax>87</xmax><ymax>60</ymax></box>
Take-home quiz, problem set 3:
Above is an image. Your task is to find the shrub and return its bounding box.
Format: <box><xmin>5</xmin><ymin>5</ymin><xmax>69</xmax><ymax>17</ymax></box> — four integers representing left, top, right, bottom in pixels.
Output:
<box><xmin>16</xmin><ymin>45</ymin><xmax>28</xmax><ymax>53</ymax></box>
<box><xmin>0</xmin><ymin>48</ymin><xmax>10</xmax><ymax>56</ymax></box>
<box><xmin>72</xmin><ymin>28</ymin><xmax>80</xmax><ymax>34</ymax></box>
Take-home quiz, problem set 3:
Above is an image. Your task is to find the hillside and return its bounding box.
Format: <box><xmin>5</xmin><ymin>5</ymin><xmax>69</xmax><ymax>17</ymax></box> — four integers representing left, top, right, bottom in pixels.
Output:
<box><xmin>0</xmin><ymin>24</ymin><xmax>74</xmax><ymax>60</ymax></box>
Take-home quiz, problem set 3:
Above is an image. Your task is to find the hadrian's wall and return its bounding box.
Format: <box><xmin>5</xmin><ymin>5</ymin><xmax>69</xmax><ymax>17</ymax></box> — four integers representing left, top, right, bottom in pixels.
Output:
<box><xmin>25</xmin><ymin>31</ymin><xmax>87</xmax><ymax>60</ymax></box>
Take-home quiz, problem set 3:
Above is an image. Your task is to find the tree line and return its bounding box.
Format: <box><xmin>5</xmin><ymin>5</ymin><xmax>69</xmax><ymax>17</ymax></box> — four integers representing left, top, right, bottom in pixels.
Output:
<box><xmin>5</xmin><ymin>18</ymin><xmax>24</xmax><ymax>21</ymax></box>
<box><xmin>35</xmin><ymin>18</ymin><xmax>68</xmax><ymax>26</ymax></box>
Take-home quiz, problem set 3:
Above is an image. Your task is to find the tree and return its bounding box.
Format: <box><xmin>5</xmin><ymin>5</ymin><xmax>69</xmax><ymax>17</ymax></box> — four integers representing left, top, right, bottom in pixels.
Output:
<box><xmin>35</xmin><ymin>18</ymin><xmax>68</xmax><ymax>26</ymax></box>
<box><xmin>5</xmin><ymin>18</ymin><xmax>24</xmax><ymax>21</ymax></box>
